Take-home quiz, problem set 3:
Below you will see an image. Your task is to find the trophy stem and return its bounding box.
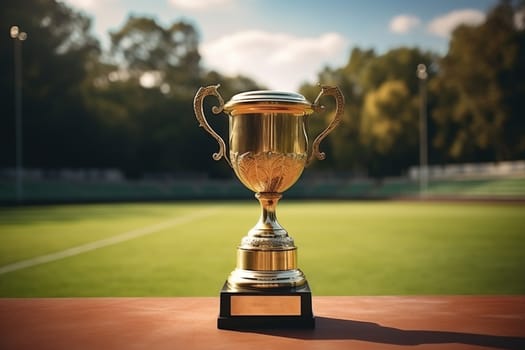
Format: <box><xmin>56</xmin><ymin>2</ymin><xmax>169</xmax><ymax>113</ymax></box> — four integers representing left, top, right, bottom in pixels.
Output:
<box><xmin>239</xmin><ymin>192</ymin><xmax>296</xmax><ymax>251</ymax></box>
<box><xmin>228</xmin><ymin>192</ymin><xmax>306</xmax><ymax>289</ymax></box>
<box><xmin>249</xmin><ymin>192</ymin><xmax>287</xmax><ymax>238</ymax></box>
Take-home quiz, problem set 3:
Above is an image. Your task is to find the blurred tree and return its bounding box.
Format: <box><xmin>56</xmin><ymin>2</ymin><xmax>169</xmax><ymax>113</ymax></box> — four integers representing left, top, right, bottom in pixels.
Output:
<box><xmin>359</xmin><ymin>48</ymin><xmax>436</xmax><ymax>176</ymax></box>
<box><xmin>89</xmin><ymin>16</ymin><xmax>263</xmax><ymax>178</ymax></box>
<box><xmin>301</xmin><ymin>47</ymin><xmax>436</xmax><ymax>177</ymax></box>
<box><xmin>332</xmin><ymin>48</ymin><xmax>376</xmax><ymax>175</ymax></box>
<box><xmin>0</xmin><ymin>0</ymin><xmax>101</xmax><ymax>170</ymax></box>
<box><xmin>361</xmin><ymin>80</ymin><xmax>418</xmax><ymax>175</ymax></box>
<box><xmin>109</xmin><ymin>16</ymin><xmax>201</xmax><ymax>93</ymax></box>
<box><xmin>431</xmin><ymin>0</ymin><xmax>525</xmax><ymax>162</ymax></box>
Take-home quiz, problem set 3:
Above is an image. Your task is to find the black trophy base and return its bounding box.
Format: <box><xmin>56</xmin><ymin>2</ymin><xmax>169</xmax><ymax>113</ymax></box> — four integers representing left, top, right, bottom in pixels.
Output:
<box><xmin>218</xmin><ymin>281</ymin><xmax>315</xmax><ymax>330</ymax></box>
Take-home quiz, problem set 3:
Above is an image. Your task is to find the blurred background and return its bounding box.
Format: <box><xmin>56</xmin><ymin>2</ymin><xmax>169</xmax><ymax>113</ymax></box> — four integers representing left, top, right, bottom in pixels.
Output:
<box><xmin>1</xmin><ymin>0</ymin><xmax>524</xmax><ymax>203</ymax></box>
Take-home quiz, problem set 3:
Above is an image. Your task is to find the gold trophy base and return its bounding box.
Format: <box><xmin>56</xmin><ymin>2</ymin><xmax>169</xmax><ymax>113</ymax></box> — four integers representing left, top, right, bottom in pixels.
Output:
<box><xmin>218</xmin><ymin>282</ymin><xmax>314</xmax><ymax>330</ymax></box>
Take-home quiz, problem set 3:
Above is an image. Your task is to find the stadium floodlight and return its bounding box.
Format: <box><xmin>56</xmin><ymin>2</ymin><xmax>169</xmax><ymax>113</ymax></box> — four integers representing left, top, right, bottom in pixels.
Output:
<box><xmin>10</xmin><ymin>26</ymin><xmax>28</xmax><ymax>203</ymax></box>
<box><xmin>417</xmin><ymin>63</ymin><xmax>428</xmax><ymax>197</ymax></box>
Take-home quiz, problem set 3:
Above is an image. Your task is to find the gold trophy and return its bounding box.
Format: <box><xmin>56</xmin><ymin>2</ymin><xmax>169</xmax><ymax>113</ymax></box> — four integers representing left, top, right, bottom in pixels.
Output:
<box><xmin>193</xmin><ymin>84</ymin><xmax>344</xmax><ymax>329</ymax></box>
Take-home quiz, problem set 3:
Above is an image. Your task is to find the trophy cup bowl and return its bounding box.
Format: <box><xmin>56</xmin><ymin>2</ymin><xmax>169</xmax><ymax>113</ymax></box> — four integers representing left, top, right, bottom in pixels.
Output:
<box><xmin>194</xmin><ymin>84</ymin><xmax>344</xmax><ymax>329</ymax></box>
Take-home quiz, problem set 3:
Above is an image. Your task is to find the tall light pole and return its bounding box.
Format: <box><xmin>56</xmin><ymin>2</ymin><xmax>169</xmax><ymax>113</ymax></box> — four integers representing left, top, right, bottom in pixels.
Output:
<box><xmin>10</xmin><ymin>26</ymin><xmax>27</xmax><ymax>204</ymax></box>
<box><xmin>417</xmin><ymin>63</ymin><xmax>428</xmax><ymax>197</ymax></box>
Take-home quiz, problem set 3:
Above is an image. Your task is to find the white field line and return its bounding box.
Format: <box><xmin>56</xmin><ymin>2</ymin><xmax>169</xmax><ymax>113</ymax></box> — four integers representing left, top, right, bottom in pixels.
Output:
<box><xmin>0</xmin><ymin>209</ymin><xmax>217</xmax><ymax>275</ymax></box>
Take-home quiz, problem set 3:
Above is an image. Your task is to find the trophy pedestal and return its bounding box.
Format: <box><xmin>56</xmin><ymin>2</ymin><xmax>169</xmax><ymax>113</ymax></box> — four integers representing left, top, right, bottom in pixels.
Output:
<box><xmin>218</xmin><ymin>282</ymin><xmax>315</xmax><ymax>330</ymax></box>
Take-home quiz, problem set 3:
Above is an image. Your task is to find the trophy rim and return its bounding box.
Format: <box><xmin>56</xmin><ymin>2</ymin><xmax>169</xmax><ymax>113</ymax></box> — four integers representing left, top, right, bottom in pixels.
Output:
<box><xmin>224</xmin><ymin>90</ymin><xmax>314</xmax><ymax>115</ymax></box>
<box><xmin>225</xmin><ymin>90</ymin><xmax>311</xmax><ymax>106</ymax></box>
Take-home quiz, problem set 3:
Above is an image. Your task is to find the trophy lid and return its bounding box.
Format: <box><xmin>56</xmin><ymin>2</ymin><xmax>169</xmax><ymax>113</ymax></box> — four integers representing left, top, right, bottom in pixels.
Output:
<box><xmin>224</xmin><ymin>90</ymin><xmax>314</xmax><ymax>116</ymax></box>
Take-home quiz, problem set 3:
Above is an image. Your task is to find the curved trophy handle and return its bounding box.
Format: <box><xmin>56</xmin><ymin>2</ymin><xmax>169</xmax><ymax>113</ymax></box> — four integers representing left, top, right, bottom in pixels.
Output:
<box><xmin>307</xmin><ymin>85</ymin><xmax>345</xmax><ymax>166</ymax></box>
<box><xmin>193</xmin><ymin>84</ymin><xmax>231</xmax><ymax>167</ymax></box>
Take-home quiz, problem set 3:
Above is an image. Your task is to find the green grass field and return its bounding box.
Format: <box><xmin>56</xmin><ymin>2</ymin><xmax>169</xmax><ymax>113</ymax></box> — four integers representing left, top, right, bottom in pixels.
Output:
<box><xmin>0</xmin><ymin>201</ymin><xmax>524</xmax><ymax>297</ymax></box>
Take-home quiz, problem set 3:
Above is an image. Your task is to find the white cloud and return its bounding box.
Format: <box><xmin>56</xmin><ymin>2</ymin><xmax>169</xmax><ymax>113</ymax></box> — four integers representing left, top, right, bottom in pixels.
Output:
<box><xmin>61</xmin><ymin>0</ymin><xmax>97</xmax><ymax>10</ymax></box>
<box><xmin>200</xmin><ymin>30</ymin><xmax>348</xmax><ymax>91</ymax></box>
<box><xmin>427</xmin><ymin>9</ymin><xmax>485</xmax><ymax>38</ymax></box>
<box><xmin>389</xmin><ymin>15</ymin><xmax>421</xmax><ymax>34</ymax></box>
<box><xmin>169</xmin><ymin>0</ymin><xmax>233</xmax><ymax>10</ymax></box>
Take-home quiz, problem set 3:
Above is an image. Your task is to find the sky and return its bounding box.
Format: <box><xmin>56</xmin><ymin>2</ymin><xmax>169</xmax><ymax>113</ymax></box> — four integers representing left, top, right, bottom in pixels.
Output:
<box><xmin>62</xmin><ymin>0</ymin><xmax>497</xmax><ymax>91</ymax></box>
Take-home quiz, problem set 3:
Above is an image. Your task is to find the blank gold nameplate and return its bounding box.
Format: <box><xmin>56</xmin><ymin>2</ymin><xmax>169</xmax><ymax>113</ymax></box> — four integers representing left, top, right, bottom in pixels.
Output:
<box><xmin>230</xmin><ymin>295</ymin><xmax>301</xmax><ymax>316</ymax></box>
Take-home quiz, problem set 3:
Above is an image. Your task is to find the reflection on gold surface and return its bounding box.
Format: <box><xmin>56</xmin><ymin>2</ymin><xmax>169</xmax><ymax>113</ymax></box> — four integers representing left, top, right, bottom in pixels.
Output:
<box><xmin>231</xmin><ymin>151</ymin><xmax>306</xmax><ymax>193</ymax></box>
<box><xmin>237</xmin><ymin>247</ymin><xmax>296</xmax><ymax>271</ymax></box>
<box><xmin>228</xmin><ymin>111</ymin><xmax>308</xmax><ymax>193</ymax></box>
